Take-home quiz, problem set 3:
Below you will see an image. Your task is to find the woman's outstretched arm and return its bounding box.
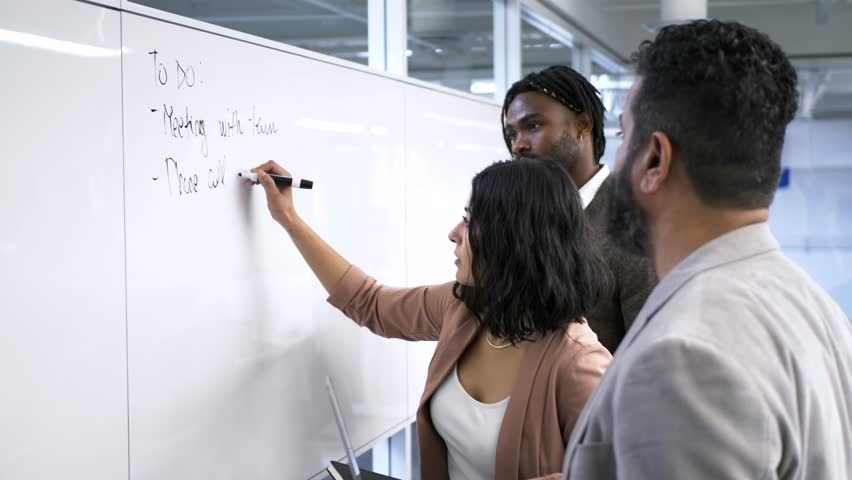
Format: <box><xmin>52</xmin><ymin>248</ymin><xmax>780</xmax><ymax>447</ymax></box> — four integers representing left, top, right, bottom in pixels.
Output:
<box><xmin>252</xmin><ymin>160</ymin><xmax>447</xmax><ymax>341</ymax></box>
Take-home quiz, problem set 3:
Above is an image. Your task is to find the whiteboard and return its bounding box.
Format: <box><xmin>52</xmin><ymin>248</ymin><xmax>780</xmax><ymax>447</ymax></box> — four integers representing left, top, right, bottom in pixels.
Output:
<box><xmin>0</xmin><ymin>0</ymin><xmax>128</xmax><ymax>478</ymax></box>
<box><xmin>121</xmin><ymin>12</ymin><xmax>411</xmax><ymax>480</ymax></box>
<box><xmin>2</xmin><ymin>1</ymin><xmax>503</xmax><ymax>478</ymax></box>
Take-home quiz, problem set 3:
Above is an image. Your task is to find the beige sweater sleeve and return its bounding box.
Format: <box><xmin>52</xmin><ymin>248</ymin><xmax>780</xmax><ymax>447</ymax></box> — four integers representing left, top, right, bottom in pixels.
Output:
<box><xmin>557</xmin><ymin>344</ymin><xmax>612</xmax><ymax>444</ymax></box>
<box><xmin>326</xmin><ymin>265</ymin><xmax>453</xmax><ymax>341</ymax></box>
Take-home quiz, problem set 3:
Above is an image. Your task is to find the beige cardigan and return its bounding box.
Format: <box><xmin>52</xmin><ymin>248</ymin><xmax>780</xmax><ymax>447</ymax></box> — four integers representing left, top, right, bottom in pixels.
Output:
<box><xmin>327</xmin><ymin>266</ymin><xmax>611</xmax><ymax>480</ymax></box>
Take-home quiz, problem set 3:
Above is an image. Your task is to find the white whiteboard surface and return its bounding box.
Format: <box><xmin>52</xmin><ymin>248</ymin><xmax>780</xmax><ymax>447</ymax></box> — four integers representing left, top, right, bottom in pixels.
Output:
<box><xmin>122</xmin><ymin>12</ymin><xmax>409</xmax><ymax>480</ymax></box>
<box><xmin>0</xmin><ymin>1</ymin><xmax>128</xmax><ymax>479</ymax></box>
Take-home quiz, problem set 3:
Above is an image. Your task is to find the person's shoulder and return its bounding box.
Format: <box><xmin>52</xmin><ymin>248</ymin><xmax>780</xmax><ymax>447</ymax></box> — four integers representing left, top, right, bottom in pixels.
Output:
<box><xmin>414</xmin><ymin>280</ymin><xmax>466</xmax><ymax>315</ymax></box>
<box><xmin>662</xmin><ymin>251</ymin><xmax>849</xmax><ymax>345</ymax></box>
<box><xmin>562</xmin><ymin>320</ymin><xmax>602</xmax><ymax>346</ymax></box>
<box><xmin>552</xmin><ymin>320</ymin><xmax>612</xmax><ymax>364</ymax></box>
<box><xmin>548</xmin><ymin>322</ymin><xmax>612</xmax><ymax>385</ymax></box>
<box><xmin>637</xmin><ymin>260</ymin><xmax>794</xmax><ymax>361</ymax></box>
<box><xmin>427</xmin><ymin>281</ymin><xmax>478</xmax><ymax>327</ymax></box>
<box><xmin>614</xmin><ymin>334</ymin><xmax>768</xmax><ymax>417</ymax></box>
<box><xmin>429</xmin><ymin>280</ymin><xmax>461</xmax><ymax>298</ymax></box>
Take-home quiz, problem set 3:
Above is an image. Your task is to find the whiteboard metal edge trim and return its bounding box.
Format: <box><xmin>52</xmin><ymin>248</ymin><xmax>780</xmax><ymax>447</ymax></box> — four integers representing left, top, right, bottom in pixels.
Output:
<box><xmin>112</xmin><ymin>0</ymin><xmax>499</xmax><ymax>107</ymax></box>
<box><xmin>78</xmin><ymin>0</ymin><xmax>121</xmax><ymax>9</ymax></box>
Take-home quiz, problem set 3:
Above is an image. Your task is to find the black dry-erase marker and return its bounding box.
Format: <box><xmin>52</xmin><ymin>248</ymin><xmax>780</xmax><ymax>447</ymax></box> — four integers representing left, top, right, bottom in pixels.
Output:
<box><xmin>238</xmin><ymin>171</ymin><xmax>313</xmax><ymax>189</ymax></box>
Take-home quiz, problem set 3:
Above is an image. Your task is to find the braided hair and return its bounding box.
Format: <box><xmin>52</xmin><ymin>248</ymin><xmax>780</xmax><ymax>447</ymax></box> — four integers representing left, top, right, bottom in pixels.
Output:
<box><xmin>501</xmin><ymin>66</ymin><xmax>607</xmax><ymax>163</ymax></box>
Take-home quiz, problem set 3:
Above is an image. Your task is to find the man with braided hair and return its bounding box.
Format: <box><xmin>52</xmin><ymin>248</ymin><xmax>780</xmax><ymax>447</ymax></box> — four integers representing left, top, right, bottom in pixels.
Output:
<box><xmin>502</xmin><ymin>65</ymin><xmax>656</xmax><ymax>353</ymax></box>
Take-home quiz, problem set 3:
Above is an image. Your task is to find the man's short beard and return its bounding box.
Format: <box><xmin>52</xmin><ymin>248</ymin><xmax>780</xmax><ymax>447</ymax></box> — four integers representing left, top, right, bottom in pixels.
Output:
<box><xmin>606</xmin><ymin>146</ymin><xmax>652</xmax><ymax>258</ymax></box>
<box><xmin>525</xmin><ymin>130</ymin><xmax>580</xmax><ymax>177</ymax></box>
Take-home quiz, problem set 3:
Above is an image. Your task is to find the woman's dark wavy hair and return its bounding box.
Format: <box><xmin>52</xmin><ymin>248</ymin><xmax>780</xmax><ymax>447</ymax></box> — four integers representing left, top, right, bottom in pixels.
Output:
<box><xmin>452</xmin><ymin>158</ymin><xmax>612</xmax><ymax>344</ymax></box>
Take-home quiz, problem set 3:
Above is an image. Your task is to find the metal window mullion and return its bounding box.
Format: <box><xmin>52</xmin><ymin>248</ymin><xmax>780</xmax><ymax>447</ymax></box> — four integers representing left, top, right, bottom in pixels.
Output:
<box><xmin>368</xmin><ymin>0</ymin><xmax>386</xmax><ymax>71</ymax></box>
<box><xmin>386</xmin><ymin>0</ymin><xmax>407</xmax><ymax>76</ymax></box>
<box><xmin>572</xmin><ymin>42</ymin><xmax>592</xmax><ymax>78</ymax></box>
<box><xmin>369</xmin><ymin>0</ymin><xmax>407</xmax><ymax>76</ymax></box>
<box><xmin>494</xmin><ymin>0</ymin><xmax>522</xmax><ymax>101</ymax></box>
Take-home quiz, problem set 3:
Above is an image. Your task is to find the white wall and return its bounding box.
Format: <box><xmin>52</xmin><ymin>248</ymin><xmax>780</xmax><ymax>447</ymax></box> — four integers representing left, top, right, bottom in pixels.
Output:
<box><xmin>772</xmin><ymin>118</ymin><xmax>852</xmax><ymax>315</ymax></box>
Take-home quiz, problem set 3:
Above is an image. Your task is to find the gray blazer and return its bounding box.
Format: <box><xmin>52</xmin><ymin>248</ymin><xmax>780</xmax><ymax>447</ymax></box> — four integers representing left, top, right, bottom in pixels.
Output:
<box><xmin>562</xmin><ymin>223</ymin><xmax>852</xmax><ymax>479</ymax></box>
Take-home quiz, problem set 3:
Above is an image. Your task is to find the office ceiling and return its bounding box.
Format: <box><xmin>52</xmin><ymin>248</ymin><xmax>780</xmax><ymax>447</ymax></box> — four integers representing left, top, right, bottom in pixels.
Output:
<box><xmin>550</xmin><ymin>0</ymin><xmax>852</xmax><ymax>118</ymax></box>
<box><xmin>133</xmin><ymin>0</ymin><xmax>852</xmax><ymax>116</ymax></box>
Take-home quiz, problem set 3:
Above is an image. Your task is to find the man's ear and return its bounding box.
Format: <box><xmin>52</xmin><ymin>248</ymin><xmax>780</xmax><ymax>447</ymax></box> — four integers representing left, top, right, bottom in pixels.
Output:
<box><xmin>576</xmin><ymin>112</ymin><xmax>593</xmax><ymax>139</ymax></box>
<box><xmin>636</xmin><ymin>131</ymin><xmax>673</xmax><ymax>194</ymax></box>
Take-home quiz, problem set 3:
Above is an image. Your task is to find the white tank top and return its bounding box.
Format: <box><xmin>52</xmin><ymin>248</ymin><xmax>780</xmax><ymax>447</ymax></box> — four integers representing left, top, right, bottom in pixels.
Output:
<box><xmin>430</xmin><ymin>365</ymin><xmax>510</xmax><ymax>480</ymax></box>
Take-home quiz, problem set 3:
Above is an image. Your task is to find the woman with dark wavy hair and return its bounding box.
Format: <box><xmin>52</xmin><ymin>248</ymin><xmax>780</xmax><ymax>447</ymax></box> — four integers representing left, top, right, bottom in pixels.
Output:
<box><xmin>251</xmin><ymin>157</ymin><xmax>612</xmax><ymax>480</ymax></box>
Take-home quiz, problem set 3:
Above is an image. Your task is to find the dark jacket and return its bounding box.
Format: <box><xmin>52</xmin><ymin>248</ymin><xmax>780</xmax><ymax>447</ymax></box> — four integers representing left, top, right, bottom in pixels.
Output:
<box><xmin>584</xmin><ymin>175</ymin><xmax>657</xmax><ymax>353</ymax></box>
